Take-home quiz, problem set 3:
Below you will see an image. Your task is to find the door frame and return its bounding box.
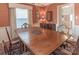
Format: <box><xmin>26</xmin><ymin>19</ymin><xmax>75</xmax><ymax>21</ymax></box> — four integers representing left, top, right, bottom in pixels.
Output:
<box><xmin>57</xmin><ymin>4</ymin><xmax>75</xmax><ymax>32</ymax></box>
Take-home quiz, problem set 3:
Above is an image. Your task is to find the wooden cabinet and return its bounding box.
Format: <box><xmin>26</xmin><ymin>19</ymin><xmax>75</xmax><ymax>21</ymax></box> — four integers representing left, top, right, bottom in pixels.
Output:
<box><xmin>40</xmin><ymin>23</ymin><xmax>56</xmax><ymax>31</ymax></box>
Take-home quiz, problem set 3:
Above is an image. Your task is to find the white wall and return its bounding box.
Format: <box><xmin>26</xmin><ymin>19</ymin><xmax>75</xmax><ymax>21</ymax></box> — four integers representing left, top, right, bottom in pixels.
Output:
<box><xmin>0</xmin><ymin>26</ymin><xmax>11</xmax><ymax>42</ymax></box>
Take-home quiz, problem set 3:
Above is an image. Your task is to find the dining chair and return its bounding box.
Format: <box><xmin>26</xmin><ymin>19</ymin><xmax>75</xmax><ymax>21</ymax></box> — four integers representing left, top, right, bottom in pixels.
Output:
<box><xmin>5</xmin><ymin>27</ymin><xmax>20</xmax><ymax>55</ymax></box>
<box><xmin>0</xmin><ymin>40</ymin><xmax>9</xmax><ymax>55</ymax></box>
<box><xmin>72</xmin><ymin>36</ymin><xmax>79</xmax><ymax>55</ymax></box>
<box><xmin>21</xmin><ymin>23</ymin><xmax>29</xmax><ymax>28</ymax></box>
<box><xmin>62</xmin><ymin>36</ymin><xmax>76</xmax><ymax>52</ymax></box>
<box><xmin>53</xmin><ymin>47</ymin><xmax>72</xmax><ymax>55</ymax></box>
<box><xmin>64</xmin><ymin>35</ymin><xmax>76</xmax><ymax>45</ymax></box>
<box><xmin>53</xmin><ymin>36</ymin><xmax>79</xmax><ymax>55</ymax></box>
<box><xmin>2</xmin><ymin>40</ymin><xmax>9</xmax><ymax>55</ymax></box>
<box><xmin>20</xmin><ymin>43</ymin><xmax>33</xmax><ymax>55</ymax></box>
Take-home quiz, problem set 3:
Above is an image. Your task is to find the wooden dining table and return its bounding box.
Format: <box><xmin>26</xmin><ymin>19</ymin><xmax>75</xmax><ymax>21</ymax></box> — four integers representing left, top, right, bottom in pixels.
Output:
<box><xmin>16</xmin><ymin>27</ymin><xmax>68</xmax><ymax>55</ymax></box>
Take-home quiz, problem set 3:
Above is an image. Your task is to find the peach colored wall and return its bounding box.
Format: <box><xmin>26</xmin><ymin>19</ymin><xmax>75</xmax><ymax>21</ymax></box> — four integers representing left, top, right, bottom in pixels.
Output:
<box><xmin>75</xmin><ymin>3</ymin><xmax>79</xmax><ymax>25</ymax></box>
<box><xmin>0</xmin><ymin>3</ymin><xmax>10</xmax><ymax>27</ymax></box>
<box><xmin>46</xmin><ymin>4</ymin><xmax>64</xmax><ymax>24</ymax></box>
<box><xmin>32</xmin><ymin>4</ymin><xmax>64</xmax><ymax>24</ymax></box>
<box><xmin>32</xmin><ymin>6</ymin><xmax>41</xmax><ymax>23</ymax></box>
<box><xmin>32</xmin><ymin>5</ymin><xmax>36</xmax><ymax>23</ymax></box>
<box><xmin>0</xmin><ymin>3</ymin><xmax>35</xmax><ymax>27</ymax></box>
<box><xmin>47</xmin><ymin>4</ymin><xmax>57</xmax><ymax>24</ymax></box>
<box><xmin>32</xmin><ymin>4</ymin><xmax>58</xmax><ymax>24</ymax></box>
<box><xmin>0</xmin><ymin>3</ymin><xmax>65</xmax><ymax>27</ymax></box>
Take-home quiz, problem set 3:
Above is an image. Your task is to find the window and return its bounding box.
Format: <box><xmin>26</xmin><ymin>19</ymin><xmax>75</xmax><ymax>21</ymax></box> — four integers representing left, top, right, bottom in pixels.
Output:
<box><xmin>16</xmin><ymin>8</ymin><xmax>29</xmax><ymax>28</ymax></box>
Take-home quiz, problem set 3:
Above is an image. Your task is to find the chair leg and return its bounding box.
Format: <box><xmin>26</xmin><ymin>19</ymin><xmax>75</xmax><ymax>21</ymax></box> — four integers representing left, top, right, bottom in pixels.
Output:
<box><xmin>23</xmin><ymin>44</ymin><xmax>28</xmax><ymax>52</ymax></box>
<box><xmin>20</xmin><ymin>40</ymin><xmax>24</xmax><ymax>54</ymax></box>
<box><xmin>8</xmin><ymin>50</ymin><xmax>11</xmax><ymax>55</ymax></box>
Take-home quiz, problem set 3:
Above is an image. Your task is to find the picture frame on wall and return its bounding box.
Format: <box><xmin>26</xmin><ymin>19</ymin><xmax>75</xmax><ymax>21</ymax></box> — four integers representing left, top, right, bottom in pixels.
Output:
<box><xmin>46</xmin><ymin>11</ymin><xmax>52</xmax><ymax>22</ymax></box>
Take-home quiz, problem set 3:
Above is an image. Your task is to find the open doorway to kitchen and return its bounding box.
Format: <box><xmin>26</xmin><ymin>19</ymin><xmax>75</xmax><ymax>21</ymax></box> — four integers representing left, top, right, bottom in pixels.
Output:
<box><xmin>57</xmin><ymin>4</ymin><xmax>75</xmax><ymax>36</ymax></box>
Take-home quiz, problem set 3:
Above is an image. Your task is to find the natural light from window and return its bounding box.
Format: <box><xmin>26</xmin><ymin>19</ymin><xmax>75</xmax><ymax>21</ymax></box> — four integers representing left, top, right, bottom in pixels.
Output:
<box><xmin>16</xmin><ymin>8</ymin><xmax>29</xmax><ymax>28</ymax></box>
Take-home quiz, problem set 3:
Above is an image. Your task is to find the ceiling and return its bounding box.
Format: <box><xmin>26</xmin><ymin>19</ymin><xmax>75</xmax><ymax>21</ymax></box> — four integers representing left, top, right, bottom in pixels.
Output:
<box><xmin>30</xmin><ymin>3</ymin><xmax>52</xmax><ymax>6</ymax></box>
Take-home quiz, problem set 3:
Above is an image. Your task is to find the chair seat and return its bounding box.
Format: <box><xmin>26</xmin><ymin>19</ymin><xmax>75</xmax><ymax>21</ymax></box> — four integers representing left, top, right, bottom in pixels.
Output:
<box><xmin>59</xmin><ymin>47</ymin><xmax>72</xmax><ymax>54</ymax></box>
<box><xmin>66</xmin><ymin>40</ymin><xmax>76</xmax><ymax>46</ymax></box>
<box><xmin>11</xmin><ymin>37</ymin><xmax>20</xmax><ymax>43</ymax></box>
<box><xmin>54</xmin><ymin>47</ymin><xmax>72</xmax><ymax>55</ymax></box>
<box><xmin>66</xmin><ymin>42</ymin><xmax>75</xmax><ymax>50</ymax></box>
<box><xmin>11</xmin><ymin>39</ymin><xmax>19</xmax><ymax>44</ymax></box>
<box><xmin>10</xmin><ymin>38</ymin><xmax>20</xmax><ymax>49</ymax></box>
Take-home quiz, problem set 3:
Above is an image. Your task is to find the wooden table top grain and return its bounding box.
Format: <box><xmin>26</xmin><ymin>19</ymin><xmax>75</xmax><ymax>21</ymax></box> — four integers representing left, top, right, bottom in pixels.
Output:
<box><xmin>16</xmin><ymin>27</ymin><xmax>68</xmax><ymax>55</ymax></box>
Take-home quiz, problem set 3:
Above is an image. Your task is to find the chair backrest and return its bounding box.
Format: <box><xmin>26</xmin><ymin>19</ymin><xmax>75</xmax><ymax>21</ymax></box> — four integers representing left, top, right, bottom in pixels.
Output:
<box><xmin>5</xmin><ymin>27</ymin><xmax>12</xmax><ymax>46</ymax></box>
<box><xmin>72</xmin><ymin>36</ymin><xmax>79</xmax><ymax>55</ymax></box>
<box><xmin>0</xmin><ymin>27</ymin><xmax>9</xmax><ymax>42</ymax></box>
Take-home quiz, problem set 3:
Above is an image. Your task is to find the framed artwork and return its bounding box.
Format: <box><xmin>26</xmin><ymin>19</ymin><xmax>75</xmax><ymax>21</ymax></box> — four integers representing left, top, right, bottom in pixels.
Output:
<box><xmin>46</xmin><ymin>11</ymin><xmax>52</xmax><ymax>22</ymax></box>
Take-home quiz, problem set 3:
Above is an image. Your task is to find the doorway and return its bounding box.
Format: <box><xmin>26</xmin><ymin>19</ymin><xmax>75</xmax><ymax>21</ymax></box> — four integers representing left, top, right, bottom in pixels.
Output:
<box><xmin>57</xmin><ymin>4</ymin><xmax>75</xmax><ymax>36</ymax></box>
